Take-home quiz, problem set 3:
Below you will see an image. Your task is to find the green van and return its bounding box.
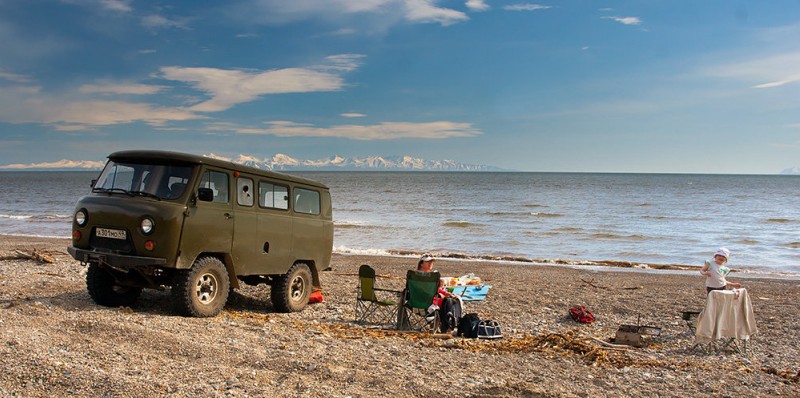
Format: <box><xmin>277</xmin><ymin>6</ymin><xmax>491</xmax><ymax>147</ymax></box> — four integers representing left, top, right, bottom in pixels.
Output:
<box><xmin>67</xmin><ymin>150</ymin><xmax>333</xmax><ymax>317</ymax></box>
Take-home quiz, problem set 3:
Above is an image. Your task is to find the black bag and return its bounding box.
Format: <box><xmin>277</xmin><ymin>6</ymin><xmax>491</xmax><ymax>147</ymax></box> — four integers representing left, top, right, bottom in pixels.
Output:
<box><xmin>477</xmin><ymin>320</ymin><xmax>503</xmax><ymax>339</ymax></box>
<box><xmin>438</xmin><ymin>297</ymin><xmax>462</xmax><ymax>333</ymax></box>
<box><xmin>457</xmin><ymin>313</ymin><xmax>481</xmax><ymax>338</ymax></box>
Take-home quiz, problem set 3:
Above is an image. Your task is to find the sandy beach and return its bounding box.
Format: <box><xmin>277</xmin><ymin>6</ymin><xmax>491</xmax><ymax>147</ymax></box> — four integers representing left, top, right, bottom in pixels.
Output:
<box><xmin>0</xmin><ymin>234</ymin><xmax>798</xmax><ymax>397</ymax></box>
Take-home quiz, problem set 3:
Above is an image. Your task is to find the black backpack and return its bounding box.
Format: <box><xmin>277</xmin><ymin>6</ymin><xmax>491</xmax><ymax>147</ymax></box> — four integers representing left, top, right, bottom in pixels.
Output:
<box><xmin>457</xmin><ymin>313</ymin><xmax>481</xmax><ymax>338</ymax></box>
<box><xmin>438</xmin><ymin>297</ymin><xmax>462</xmax><ymax>333</ymax></box>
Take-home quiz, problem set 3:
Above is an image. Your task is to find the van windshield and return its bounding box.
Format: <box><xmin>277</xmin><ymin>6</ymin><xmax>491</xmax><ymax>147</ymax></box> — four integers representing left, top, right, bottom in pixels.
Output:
<box><xmin>93</xmin><ymin>160</ymin><xmax>194</xmax><ymax>200</ymax></box>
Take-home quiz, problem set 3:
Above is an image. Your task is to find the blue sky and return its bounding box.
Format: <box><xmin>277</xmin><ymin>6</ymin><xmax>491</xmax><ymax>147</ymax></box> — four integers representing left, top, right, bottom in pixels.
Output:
<box><xmin>0</xmin><ymin>0</ymin><xmax>799</xmax><ymax>173</ymax></box>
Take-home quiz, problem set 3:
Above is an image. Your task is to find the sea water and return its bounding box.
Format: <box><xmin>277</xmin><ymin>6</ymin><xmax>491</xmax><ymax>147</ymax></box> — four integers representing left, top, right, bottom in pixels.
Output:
<box><xmin>1</xmin><ymin>171</ymin><xmax>798</xmax><ymax>275</ymax></box>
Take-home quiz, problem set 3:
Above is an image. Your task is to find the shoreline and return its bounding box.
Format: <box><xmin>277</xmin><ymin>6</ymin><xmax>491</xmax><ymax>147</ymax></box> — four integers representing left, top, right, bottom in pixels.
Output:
<box><xmin>1</xmin><ymin>234</ymin><xmax>799</xmax><ymax>396</ymax></box>
<box><xmin>2</xmin><ymin>232</ymin><xmax>798</xmax><ymax>280</ymax></box>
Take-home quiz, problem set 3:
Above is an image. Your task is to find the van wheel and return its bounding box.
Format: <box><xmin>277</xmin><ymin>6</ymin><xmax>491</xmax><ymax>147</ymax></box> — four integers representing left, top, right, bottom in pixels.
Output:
<box><xmin>86</xmin><ymin>262</ymin><xmax>142</xmax><ymax>307</ymax></box>
<box><xmin>271</xmin><ymin>263</ymin><xmax>312</xmax><ymax>313</ymax></box>
<box><xmin>172</xmin><ymin>257</ymin><xmax>230</xmax><ymax>317</ymax></box>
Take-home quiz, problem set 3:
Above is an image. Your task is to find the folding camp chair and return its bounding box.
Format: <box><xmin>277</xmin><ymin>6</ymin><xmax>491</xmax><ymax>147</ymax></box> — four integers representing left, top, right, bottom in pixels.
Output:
<box><xmin>681</xmin><ymin>311</ymin><xmax>700</xmax><ymax>335</ymax></box>
<box><xmin>354</xmin><ymin>264</ymin><xmax>403</xmax><ymax>327</ymax></box>
<box><xmin>397</xmin><ymin>270</ymin><xmax>441</xmax><ymax>332</ymax></box>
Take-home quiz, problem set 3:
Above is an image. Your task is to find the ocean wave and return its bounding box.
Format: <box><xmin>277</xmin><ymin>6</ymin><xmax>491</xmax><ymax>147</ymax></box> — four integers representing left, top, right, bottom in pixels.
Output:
<box><xmin>765</xmin><ymin>218</ymin><xmax>799</xmax><ymax>224</ymax></box>
<box><xmin>329</xmin><ymin>247</ymin><xmax>799</xmax><ymax>276</ymax></box>
<box><xmin>334</xmin><ymin>220</ymin><xmax>383</xmax><ymax>229</ymax></box>
<box><xmin>739</xmin><ymin>239</ymin><xmax>759</xmax><ymax>245</ymax></box>
<box><xmin>523</xmin><ymin>204</ymin><xmax>546</xmax><ymax>208</ymax></box>
<box><xmin>785</xmin><ymin>242</ymin><xmax>800</xmax><ymax>248</ymax></box>
<box><xmin>642</xmin><ymin>215</ymin><xmax>668</xmax><ymax>220</ymax></box>
<box><xmin>529</xmin><ymin>212</ymin><xmax>563</xmax><ymax>218</ymax></box>
<box><xmin>442</xmin><ymin>221</ymin><xmax>484</xmax><ymax>228</ymax></box>
<box><xmin>589</xmin><ymin>233</ymin><xmax>648</xmax><ymax>241</ymax></box>
<box><xmin>333</xmin><ymin>246</ymin><xmax>394</xmax><ymax>256</ymax></box>
<box><xmin>0</xmin><ymin>214</ymin><xmax>71</xmax><ymax>220</ymax></box>
<box><xmin>630</xmin><ymin>203</ymin><xmax>655</xmax><ymax>207</ymax></box>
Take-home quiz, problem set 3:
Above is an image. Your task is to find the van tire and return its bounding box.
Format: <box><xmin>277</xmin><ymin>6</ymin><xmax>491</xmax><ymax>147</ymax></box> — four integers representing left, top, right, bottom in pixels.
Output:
<box><xmin>172</xmin><ymin>256</ymin><xmax>230</xmax><ymax>317</ymax></box>
<box><xmin>271</xmin><ymin>262</ymin><xmax>312</xmax><ymax>313</ymax></box>
<box><xmin>86</xmin><ymin>262</ymin><xmax>142</xmax><ymax>307</ymax></box>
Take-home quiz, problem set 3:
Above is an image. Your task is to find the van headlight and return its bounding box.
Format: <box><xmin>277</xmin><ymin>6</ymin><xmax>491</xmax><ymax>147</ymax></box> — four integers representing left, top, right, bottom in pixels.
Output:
<box><xmin>75</xmin><ymin>210</ymin><xmax>87</xmax><ymax>226</ymax></box>
<box><xmin>140</xmin><ymin>217</ymin><xmax>155</xmax><ymax>234</ymax></box>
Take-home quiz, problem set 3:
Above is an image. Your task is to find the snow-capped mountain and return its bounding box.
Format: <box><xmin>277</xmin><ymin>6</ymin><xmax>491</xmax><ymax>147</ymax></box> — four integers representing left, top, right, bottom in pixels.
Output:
<box><xmin>205</xmin><ymin>153</ymin><xmax>501</xmax><ymax>171</ymax></box>
<box><xmin>780</xmin><ymin>167</ymin><xmax>800</xmax><ymax>175</ymax></box>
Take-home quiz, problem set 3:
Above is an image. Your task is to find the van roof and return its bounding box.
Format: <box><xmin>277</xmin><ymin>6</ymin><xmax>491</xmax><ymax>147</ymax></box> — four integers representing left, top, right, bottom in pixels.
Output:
<box><xmin>108</xmin><ymin>150</ymin><xmax>329</xmax><ymax>189</ymax></box>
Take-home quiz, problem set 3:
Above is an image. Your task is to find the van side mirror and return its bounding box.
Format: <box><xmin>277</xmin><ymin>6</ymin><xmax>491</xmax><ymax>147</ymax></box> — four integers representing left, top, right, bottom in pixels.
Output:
<box><xmin>197</xmin><ymin>188</ymin><xmax>214</xmax><ymax>202</ymax></box>
<box><xmin>90</xmin><ymin>179</ymin><xmax>97</xmax><ymax>188</ymax></box>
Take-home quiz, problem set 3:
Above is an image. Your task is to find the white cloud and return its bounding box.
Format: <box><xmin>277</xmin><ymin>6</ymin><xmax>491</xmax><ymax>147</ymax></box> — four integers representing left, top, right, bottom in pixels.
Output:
<box><xmin>79</xmin><ymin>83</ymin><xmax>167</xmax><ymax>95</ymax></box>
<box><xmin>602</xmin><ymin>16</ymin><xmax>642</xmax><ymax>26</ymax></box>
<box><xmin>341</xmin><ymin>113</ymin><xmax>367</xmax><ymax>118</ymax></box>
<box><xmin>404</xmin><ymin>0</ymin><xmax>468</xmax><ymax>26</ymax></box>
<box><xmin>59</xmin><ymin>0</ymin><xmax>132</xmax><ymax>12</ymax></box>
<box><xmin>706</xmin><ymin>51</ymin><xmax>800</xmax><ymax>89</ymax></box>
<box><xmin>99</xmin><ymin>0</ymin><xmax>132</xmax><ymax>12</ymax></box>
<box><xmin>503</xmin><ymin>4</ymin><xmax>551</xmax><ymax>11</ymax></box>
<box><xmin>238</xmin><ymin>0</ymin><xmax>467</xmax><ymax>27</ymax></box>
<box><xmin>0</xmin><ymin>71</ymin><xmax>32</xmax><ymax>84</ymax></box>
<box><xmin>0</xmin><ymin>159</ymin><xmax>105</xmax><ymax>170</ymax></box>
<box><xmin>161</xmin><ymin>54</ymin><xmax>364</xmax><ymax>112</ymax></box>
<box><xmin>142</xmin><ymin>14</ymin><xmax>188</xmax><ymax>30</ymax></box>
<box><xmin>208</xmin><ymin>120</ymin><xmax>481</xmax><ymax>140</ymax></box>
<box><xmin>138</xmin><ymin>49</ymin><xmax>157</xmax><ymax>54</ymax></box>
<box><xmin>466</xmin><ymin>0</ymin><xmax>489</xmax><ymax>12</ymax></box>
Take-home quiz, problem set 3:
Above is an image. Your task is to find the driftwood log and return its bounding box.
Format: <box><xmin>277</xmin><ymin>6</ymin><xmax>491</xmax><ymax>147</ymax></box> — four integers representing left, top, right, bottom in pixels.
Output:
<box><xmin>0</xmin><ymin>249</ymin><xmax>57</xmax><ymax>264</ymax></box>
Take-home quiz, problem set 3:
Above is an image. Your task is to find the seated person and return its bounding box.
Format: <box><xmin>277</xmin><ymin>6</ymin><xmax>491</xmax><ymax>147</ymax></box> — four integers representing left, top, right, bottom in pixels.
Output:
<box><xmin>417</xmin><ymin>253</ymin><xmax>462</xmax><ymax>334</ymax></box>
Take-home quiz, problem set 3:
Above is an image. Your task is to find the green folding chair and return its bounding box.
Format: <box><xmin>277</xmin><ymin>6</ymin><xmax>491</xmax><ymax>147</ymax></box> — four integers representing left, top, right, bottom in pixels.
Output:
<box><xmin>397</xmin><ymin>270</ymin><xmax>441</xmax><ymax>332</ymax></box>
<box><xmin>354</xmin><ymin>264</ymin><xmax>403</xmax><ymax>327</ymax></box>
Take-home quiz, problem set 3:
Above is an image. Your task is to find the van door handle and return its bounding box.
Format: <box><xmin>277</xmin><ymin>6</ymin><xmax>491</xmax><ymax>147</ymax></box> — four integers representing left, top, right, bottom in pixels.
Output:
<box><xmin>224</xmin><ymin>213</ymin><xmax>234</xmax><ymax>219</ymax></box>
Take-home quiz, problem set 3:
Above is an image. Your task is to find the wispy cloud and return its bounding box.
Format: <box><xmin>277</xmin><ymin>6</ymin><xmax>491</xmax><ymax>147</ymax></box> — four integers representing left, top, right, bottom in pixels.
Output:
<box><xmin>602</xmin><ymin>16</ymin><xmax>642</xmax><ymax>26</ymax></box>
<box><xmin>235</xmin><ymin>0</ymin><xmax>467</xmax><ymax>27</ymax></box>
<box><xmin>138</xmin><ymin>49</ymin><xmax>157</xmax><ymax>54</ymax></box>
<box><xmin>0</xmin><ymin>71</ymin><xmax>32</xmax><ymax>84</ymax></box>
<box><xmin>705</xmin><ymin>51</ymin><xmax>800</xmax><ymax>89</ymax></box>
<box><xmin>466</xmin><ymin>0</ymin><xmax>490</xmax><ymax>12</ymax></box>
<box><xmin>142</xmin><ymin>14</ymin><xmax>189</xmax><ymax>30</ymax></box>
<box><xmin>0</xmin><ymin>159</ymin><xmax>105</xmax><ymax>170</ymax></box>
<box><xmin>161</xmin><ymin>54</ymin><xmax>364</xmax><ymax>112</ymax></box>
<box><xmin>79</xmin><ymin>83</ymin><xmax>167</xmax><ymax>95</ymax></box>
<box><xmin>341</xmin><ymin>113</ymin><xmax>367</xmax><ymax>118</ymax></box>
<box><xmin>60</xmin><ymin>0</ymin><xmax>132</xmax><ymax>13</ymax></box>
<box><xmin>503</xmin><ymin>4</ymin><xmax>551</xmax><ymax>11</ymax></box>
<box><xmin>404</xmin><ymin>0</ymin><xmax>468</xmax><ymax>26</ymax></box>
<box><xmin>208</xmin><ymin>120</ymin><xmax>482</xmax><ymax>140</ymax></box>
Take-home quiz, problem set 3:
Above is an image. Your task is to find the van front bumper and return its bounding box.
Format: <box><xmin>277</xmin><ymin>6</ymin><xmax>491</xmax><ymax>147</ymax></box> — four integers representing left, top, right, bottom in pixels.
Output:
<box><xmin>68</xmin><ymin>247</ymin><xmax>167</xmax><ymax>271</ymax></box>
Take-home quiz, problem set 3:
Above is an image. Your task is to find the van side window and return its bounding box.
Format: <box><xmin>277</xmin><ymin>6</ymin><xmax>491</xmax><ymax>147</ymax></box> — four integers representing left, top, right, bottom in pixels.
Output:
<box><xmin>259</xmin><ymin>181</ymin><xmax>289</xmax><ymax>210</ymax></box>
<box><xmin>293</xmin><ymin>188</ymin><xmax>320</xmax><ymax>215</ymax></box>
<box><xmin>237</xmin><ymin>177</ymin><xmax>254</xmax><ymax>206</ymax></box>
<box><xmin>199</xmin><ymin>170</ymin><xmax>229</xmax><ymax>203</ymax></box>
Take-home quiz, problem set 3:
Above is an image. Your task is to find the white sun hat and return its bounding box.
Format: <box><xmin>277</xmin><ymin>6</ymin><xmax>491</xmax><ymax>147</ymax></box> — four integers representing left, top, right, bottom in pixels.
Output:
<box><xmin>714</xmin><ymin>247</ymin><xmax>730</xmax><ymax>259</ymax></box>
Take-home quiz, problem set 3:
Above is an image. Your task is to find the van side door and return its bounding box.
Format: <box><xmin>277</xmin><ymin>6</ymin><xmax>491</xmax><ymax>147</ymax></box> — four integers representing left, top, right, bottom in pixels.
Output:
<box><xmin>178</xmin><ymin>168</ymin><xmax>233</xmax><ymax>268</ymax></box>
<box><xmin>251</xmin><ymin>179</ymin><xmax>294</xmax><ymax>275</ymax></box>
<box><xmin>230</xmin><ymin>176</ymin><xmax>261</xmax><ymax>275</ymax></box>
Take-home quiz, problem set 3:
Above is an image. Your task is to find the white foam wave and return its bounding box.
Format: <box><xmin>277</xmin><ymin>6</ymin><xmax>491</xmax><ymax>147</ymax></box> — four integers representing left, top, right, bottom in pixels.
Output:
<box><xmin>0</xmin><ymin>214</ymin><xmax>71</xmax><ymax>220</ymax></box>
<box><xmin>0</xmin><ymin>214</ymin><xmax>32</xmax><ymax>220</ymax></box>
<box><xmin>333</xmin><ymin>246</ymin><xmax>394</xmax><ymax>256</ymax></box>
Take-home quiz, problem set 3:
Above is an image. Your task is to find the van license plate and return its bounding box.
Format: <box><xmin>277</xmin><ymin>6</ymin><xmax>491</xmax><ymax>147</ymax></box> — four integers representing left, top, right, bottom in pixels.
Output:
<box><xmin>96</xmin><ymin>228</ymin><xmax>126</xmax><ymax>240</ymax></box>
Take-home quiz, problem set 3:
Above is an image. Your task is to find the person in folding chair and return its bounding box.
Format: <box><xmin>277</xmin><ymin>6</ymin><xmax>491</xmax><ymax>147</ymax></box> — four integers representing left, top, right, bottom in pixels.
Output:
<box><xmin>415</xmin><ymin>253</ymin><xmax>462</xmax><ymax>334</ymax></box>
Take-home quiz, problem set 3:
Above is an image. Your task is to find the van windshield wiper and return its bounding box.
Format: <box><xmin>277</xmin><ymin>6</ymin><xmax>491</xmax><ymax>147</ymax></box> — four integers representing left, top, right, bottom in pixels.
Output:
<box><xmin>93</xmin><ymin>187</ymin><xmax>134</xmax><ymax>196</ymax></box>
<box><xmin>129</xmin><ymin>190</ymin><xmax>162</xmax><ymax>201</ymax></box>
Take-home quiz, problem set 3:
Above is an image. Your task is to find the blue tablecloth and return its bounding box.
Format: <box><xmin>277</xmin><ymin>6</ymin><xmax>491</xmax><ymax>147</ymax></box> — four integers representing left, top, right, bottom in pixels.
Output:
<box><xmin>446</xmin><ymin>285</ymin><xmax>491</xmax><ymax>301</ymax></box>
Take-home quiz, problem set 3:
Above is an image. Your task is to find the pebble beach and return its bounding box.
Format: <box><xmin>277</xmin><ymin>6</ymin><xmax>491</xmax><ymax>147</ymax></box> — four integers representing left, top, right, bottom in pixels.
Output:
<box><xmin>1</xmin><ymin>234</ymin><xmax>798</xmax><ymax>397</ymax></box>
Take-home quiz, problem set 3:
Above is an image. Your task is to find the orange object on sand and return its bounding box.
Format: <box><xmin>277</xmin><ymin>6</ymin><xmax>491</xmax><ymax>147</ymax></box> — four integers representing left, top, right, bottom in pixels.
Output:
<box><xmin>308</xmin><ymin>290</ymin><xmax>324</xmax><ymax>303</ymax></box>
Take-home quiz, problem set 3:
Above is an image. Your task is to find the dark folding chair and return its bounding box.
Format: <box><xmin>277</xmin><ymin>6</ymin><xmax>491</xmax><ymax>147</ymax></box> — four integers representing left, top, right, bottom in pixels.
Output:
<box><xmin>397</xmin><ymin>270</ymin><xmax>440</xmax><ymax>332</ymax></box>
<box><xmin>354</xmin><ymin>264</ymin><xmax>403</xmax><ymax>327</ymax></box>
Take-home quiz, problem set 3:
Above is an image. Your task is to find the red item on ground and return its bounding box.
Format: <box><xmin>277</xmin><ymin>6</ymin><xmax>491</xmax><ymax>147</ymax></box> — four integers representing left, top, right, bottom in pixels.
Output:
<box><xmin>308</xmin><ymin>290</ymin><xmax>324</xmax><ymax>303</ymax></box>
<box><xmin>569</xmin><ymin>305</ymin><xmax>595</xmax><ymax>324</ymax></box>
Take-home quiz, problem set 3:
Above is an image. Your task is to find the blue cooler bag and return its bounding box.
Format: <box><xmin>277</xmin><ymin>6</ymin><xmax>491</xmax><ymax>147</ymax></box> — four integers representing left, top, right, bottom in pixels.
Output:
<box><xmin>477</xmin><ymin>320</ymin><xmax>503</xmax><ymax>339</ymax></box>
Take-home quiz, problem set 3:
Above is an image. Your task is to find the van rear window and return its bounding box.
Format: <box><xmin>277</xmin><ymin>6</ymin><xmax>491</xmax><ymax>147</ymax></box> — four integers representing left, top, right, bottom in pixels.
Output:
<box><xmin>293</xmin><ymin>188</ymin><xmax>320</xmax><ymax>215</ymax></box>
